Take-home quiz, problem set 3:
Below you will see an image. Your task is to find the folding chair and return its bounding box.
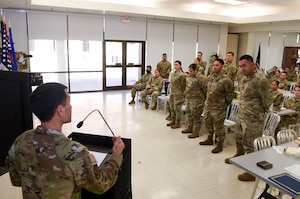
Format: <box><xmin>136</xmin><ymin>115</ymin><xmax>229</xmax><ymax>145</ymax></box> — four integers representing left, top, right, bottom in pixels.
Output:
<box><xmin>277</xmin><ymin>129</ymin><xmax>297</xmax><ymax>145</ymax></box>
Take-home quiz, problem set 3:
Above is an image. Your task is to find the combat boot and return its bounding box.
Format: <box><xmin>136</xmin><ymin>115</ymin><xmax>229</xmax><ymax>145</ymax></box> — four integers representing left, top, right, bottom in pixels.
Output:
<box><xmin>128</xmin><ymin>99</ymin><xmax>135</xmax><ymax>104</ymax></box>
<box><xmin>151</xmin><ymin>103</ymin><xmax>157</xmax><ymax>110</ymax></box>
<box><xmin>171</xmin><ymin>119</ymin><xmax>181</xmax><ymax>129</ymax></box>
<box><xmin>238</xmin><ymin>172</ymin><xmax>255</xmax><ymax>181</ymax></box>
<box><xmin>165</xmin><ymin>113</ymin><xmax>172</xmax><ymax>120</ymax></box>
<box><xmin>167</xmin><ymin>118</ymin><xmax>175</xmax><ymax>126</ymax></box>
<box><xmin>145</xmin><ymin>102</ymin><xmax>149</xmax><ymax>109</ymax></box>
<box><xmin>182</xmin><ymin>126</ymin><xmax>193</xmax><ymax>134</ymax></box>
<box><xmin>225</xmin><ymin>143</ymin><xmax>245</xmax><ymax>164</ymax></box>
<box><xmin>211</xmin><ymin>141</ymin><xmax>223</xmax><ymax>153</ymax></box>
<box><xmin>188</xmin><ymin>132</ymin><xmax>199</xmax><ymax>138</ymax></box>
<box><xmin>199</xmin><ymin>135</ymin><xmax>213</xmax><ymax>145</ymax></box>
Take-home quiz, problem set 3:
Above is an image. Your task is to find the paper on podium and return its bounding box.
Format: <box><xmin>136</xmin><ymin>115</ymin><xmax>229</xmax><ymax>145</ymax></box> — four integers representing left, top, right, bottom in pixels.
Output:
<box><xmin>89</xmin><ymin>151</ymin><xmax>108</xmax><ymax>166</ymax></box>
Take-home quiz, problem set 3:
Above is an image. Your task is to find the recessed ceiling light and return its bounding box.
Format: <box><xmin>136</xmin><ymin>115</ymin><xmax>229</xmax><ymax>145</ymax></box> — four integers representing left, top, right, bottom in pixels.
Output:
<box><xmin>214</xmin><ymin>0</ymin><xmax>247</xmax><ymax>5</ymax></box>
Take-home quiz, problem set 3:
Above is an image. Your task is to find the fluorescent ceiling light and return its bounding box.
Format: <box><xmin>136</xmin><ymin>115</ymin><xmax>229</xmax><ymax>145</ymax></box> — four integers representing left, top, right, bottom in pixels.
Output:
<box><xmin>214</xmin><ymin>0</ymin><xmax>247</xmax><ymax>5</ymax></box>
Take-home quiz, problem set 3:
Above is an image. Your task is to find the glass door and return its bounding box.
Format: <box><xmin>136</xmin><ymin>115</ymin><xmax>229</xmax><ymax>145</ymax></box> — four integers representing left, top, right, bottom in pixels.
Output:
<box><xmin>103</xmin><ymin>41</ymin><xmax>145</xmax><ymax>90</ymax></box>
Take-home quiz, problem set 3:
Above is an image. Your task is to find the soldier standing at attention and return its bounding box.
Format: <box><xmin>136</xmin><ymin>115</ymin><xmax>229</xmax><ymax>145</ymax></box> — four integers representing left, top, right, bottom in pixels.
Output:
<box><xmin>182</xmin><ymin>63</ymin><xmax>207</xmax><ymax>138</ymax></box>
<box><xmin>166</xmin><ymin>60</ymin><xmax>186</xmax><ymax>129</ymax></box>
<box><xmin>156</xmin><ymin>53</ymin><xmax>172</xmax><ymax>79</ymax></box>
<box><xmin>140</xmin><ymin>69</ymin><xmax>164</xmax><ymax>110</ymax></box>
<box><xmin>6</xmin><ymin>83</ymin><xmax>125</xmax><ymax>198</ymax></box>
<box><xmin>199</xmin><ymin>59</ymin><xmax>234</xmax><ymax>153</ymax></box>
<box><xmin>225</xmin><ymin>55</ymin><xmax>272</xmax><ymax>181</ymax></box>
<box><xmin>223</xmin><ymin>52</ymin><xmax>237</xmax><ymax>82</ymax></box>
<box><xmin>206</xmin><ymin>54</ymin><xmax>218</xmax><ymax>76</ymax></box>
<box><xmin>196</xmin><ymin>51</ymin><xmax>207</xmax><ymax>75</ymax></box>
<box><xmin>128</xmin><ymin>65</ymin><xmax>153</xmax><ymax>104</ymax></box>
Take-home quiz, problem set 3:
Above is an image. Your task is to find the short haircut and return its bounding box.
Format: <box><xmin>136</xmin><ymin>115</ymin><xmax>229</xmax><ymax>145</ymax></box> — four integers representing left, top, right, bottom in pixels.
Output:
<box><xmin>174</xmin><ymin>60</ymin><xmax>182</xmax><ymax>66</ymax></box>
<box><xmin>276</xmin><ymin>70</ymin><xmax>281</xmax><ymax>73</ymax></box>
<box><xmin>227</xmin><ymin>52</ymin><xmax>234</xmax><ymax>56</ymax></box>
<box><xmin>189</xmin><ymin>63</ymin><xmax>197</xmax><ymax>71</ymax></box>
<box><xmin>280</xmin><ymin>71</ymin><xmax>287</xmax><ymax>75</ymax></box>
<box><xmin>146</xmin><ymin>65</ymin><xmax>152</xmax><ymax>69</ymax></box>
<box><xmin>272</xmin><ymin>80</ymin><xmax>279</xmax><ymax>86</ymax></box>
<box><xmin>162</xmin><ymin>53</ymin><xmax>167</xmax><ymax>56</ymax></box>
<box><xmin>197</xmin><ymin>51</ymin><xmax>203</xmax><ymax>56</ymax></box>
<box><xmin>30</xmin><ymin>83</ymin><xmax>67</xmax><ymax>122</ymax></box>
<box><xmin>239</xmin><ymin>54</ymin><xmax>253</xmax><ymax>62</ymax></box>
<box><xmin>212</xmin><ymin>54</ymin><xmax>218</xmax><ymax>59</ymax></box>
<box><xmin>214</xmin><ymin>58</ymin><xmax>224</xmax><ymax>65</ymax></box>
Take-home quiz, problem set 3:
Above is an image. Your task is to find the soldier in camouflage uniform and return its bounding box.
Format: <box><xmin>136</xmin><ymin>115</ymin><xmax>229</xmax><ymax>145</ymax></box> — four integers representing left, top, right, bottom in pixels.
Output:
<box><xmin>271</xmin><ymin>80</ymin><xmax>283</xmax><ymax>111</ymax></box>
<box><xmin>199</xmin><ymin>59</ymin><xmax>234</xmax><ymax>153</ymax></box>
<box><xmin>166</xmin><ymin>60</ymin><xmax>186</xmax><ymax>129</ymax></box>
<box><xmin>266</xmin><ymin>66</ymin><xmax>277</xmax><ymax>79</ymax></box>
<box><xmin>196</xmin><ymin>51</ymin><xmax>207</xmax><ymax>75</ymax></box>
<box><xmin>206</xmin><ymin>54</ymin><xmax>218</xmax><ymax>76</ymax></box>
<box><xmin>225</xmin><ymin>55</ymin><xmax>272</xmax><ymax>182</ymax></box>
<box><xmin>140</xmin><ymin>69</ymin><xmax>164</xmax><ymax>110</ymax></box>
<box><xmin>128</xmin><ymin>65</ymin><xmax>153</xmax><ymax>104</ymax></box>
<box><xmin>285</xmin><ymin>67</ymin><xmax>298</xmax><ymax>82</ymax></box>
<box><xmin>269</xmin><ymin>70</ymin><xmax>280</xmax><ymax>83</ymax></box>
<box><xmin>182</xmin><ymin>63</ymin><xmax>207</xmax><ymax>138</ymax></box>
<box><xmin>278</xmin><ymin>71</ymin><xmax>291</xmax><ymax>90</ymax></box>
<box><xmin>223</xmin><ymin>52</ymin><xmax>237</xmax><ymax>82</ymax></box>
<box><xmin>279</xmin><ymin>86</ymin><xmax>300</xmax><ymax>129</ymax></box>
<box><xmin>156</xmin><ymin>53</ymin><xmax>172</xmax><ymax>79</ymax></box>
<box><xmin>5</xmin><ymin>83</ymin><xmax>125</xmax><ymax>199</ymax></box>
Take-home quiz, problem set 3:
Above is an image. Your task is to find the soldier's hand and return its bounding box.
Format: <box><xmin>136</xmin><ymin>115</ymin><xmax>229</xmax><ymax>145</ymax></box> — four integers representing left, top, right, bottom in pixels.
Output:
<box><xmin>112</xmin><ymin>136</ymin><xmax>125</xmax><ymax>156</ymax></box>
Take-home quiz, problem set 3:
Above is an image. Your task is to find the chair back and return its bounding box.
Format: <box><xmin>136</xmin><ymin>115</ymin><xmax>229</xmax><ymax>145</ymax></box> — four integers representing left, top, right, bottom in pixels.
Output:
<box><xmin>263</xmin><ymin>112</ymin><xmax>281</xmax><ymax>137</ymax></box>
<box><xmin>281</xmin><ymin>93</ymin><xmax>291</xmax><ymax>108</ymax></box>
<box><xmin>254</xmin><ymin>136</ymin><xmax>276</xmax><ymax>151</ymax></box>
<box><xmin>288</xmin><ymin>123</ymin><xmax>300</xmax><ymax>136</ymax></box>
<box><xmin>289</xmin><ymin>82</ymin><xmax>296</xmax><ymax>92</ymax></box>
<box><xmin>277</xmin><ymin>129</ymin><xmax>298</xmax><ymax>145</ymax></box>
<box><xmin>227</xmin><ymin>103</ymin><xmax>239</xmax><ymax>122</ymax></box>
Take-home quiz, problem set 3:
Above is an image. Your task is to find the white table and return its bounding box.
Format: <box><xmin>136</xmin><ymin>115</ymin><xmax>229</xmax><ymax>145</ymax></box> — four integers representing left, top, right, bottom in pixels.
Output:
<box><xmin>230</xmin><ymin>142</ymin><xmax>300</xmax><ymax>199</ymax></box>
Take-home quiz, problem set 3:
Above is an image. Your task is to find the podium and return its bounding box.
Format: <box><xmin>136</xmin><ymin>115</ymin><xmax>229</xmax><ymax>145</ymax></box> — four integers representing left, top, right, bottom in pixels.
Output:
<box><xmin>68</xmin><ymin>132</ymin><xmax>132</xmax><ymax>199</ymax></box>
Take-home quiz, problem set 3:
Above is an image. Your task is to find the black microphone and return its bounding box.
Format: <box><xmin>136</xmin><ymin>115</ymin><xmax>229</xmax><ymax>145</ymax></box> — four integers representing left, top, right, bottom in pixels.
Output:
<box><xmin>76</xmin><ymin>109</ymin><xmax>115</xmax><ymax>136</ymax></box>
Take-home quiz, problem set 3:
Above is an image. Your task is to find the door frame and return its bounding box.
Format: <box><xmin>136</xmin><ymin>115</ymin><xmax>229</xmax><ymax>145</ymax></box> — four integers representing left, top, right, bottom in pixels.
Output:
<box><xmin>103</xmin><ymin>40</ymin><xmax>145</xmax><ymax>91</ymax></box>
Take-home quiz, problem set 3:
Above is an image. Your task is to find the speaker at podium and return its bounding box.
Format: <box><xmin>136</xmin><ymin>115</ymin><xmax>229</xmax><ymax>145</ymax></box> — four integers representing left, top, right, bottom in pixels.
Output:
<box><xmin>68</xmin><ymin>132</ymin><xmax>132</xmax><ymax>199</ymax></box>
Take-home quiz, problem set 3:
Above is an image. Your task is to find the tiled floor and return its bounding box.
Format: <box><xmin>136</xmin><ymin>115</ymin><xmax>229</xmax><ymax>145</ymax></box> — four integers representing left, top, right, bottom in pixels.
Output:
<box><xmin>0</xmin><ymin>90</ymin><xmax>274</xmax><ymax>198</ymax></box>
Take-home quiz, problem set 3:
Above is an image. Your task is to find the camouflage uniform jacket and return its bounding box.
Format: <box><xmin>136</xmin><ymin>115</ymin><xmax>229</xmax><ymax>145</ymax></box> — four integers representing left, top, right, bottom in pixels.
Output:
<box><xmin>156</xmin><ymin>61</ymin><xmax>171</xmax><ymax>77</ymax></box>
<box><xmin>146</xmin><ymin>76</ymin><xmax>164</xmax><ymax>92</ymax></box>
<box><xmin>136</xmin><ymin>73</ymin><xmax>153</xmax><ymax>87</ymax></box>
<box><xmin>204</xmin><ymin>73</ymin><xmax>234</xmax><ymax>110</ymax></box>
<box><xmin>5</xmin><ymin>126</ymin><xmax>122</xmax><ymax>199</ymax></box>
<box><xmin>185</xmin><ymin>73</ymin><xmax>207</xmax><ymax>101</ymax></box>
<box><xmin>278</xmin><ymin>79</ymin><xmax>291</xmax><ymax>90</ymax></box>
<box><xmin>196</xmin><ymin>60</ymin><xmax>207</xmax><ymax>75</ymax></box>
<box><xmin>272</xmin><ymin>90</ymin><xmax>283</xmax><ymax>111</ymax></box>
<box><xmin>266</xmin><ymin>71</ymin><xmax>275</xmax><ymax>79</ymax></box>
<box><xmin>207</xmin><ymin>64</ymin><xmax>213</xmax><ymax>76</ymax></box>
<box><xmin>286</xmin><ymin>72</ymin><xmax>297</xmax><ymax>82</ymax></box>
<box><xmin>238</xmin><ymin>72</ymin><xmax>272</xmax><ymax>121</ymax></box>
<box><xmin>284</xmin><ymin>97</ymin><xmax>300</xmax><ymax>122</ymax></box>
<box><xmin>223</xmin><ymin>61</ymin><xmax>237</xmax><ymax>82</ymax></box>
<box><xmin>170</xmin><ymin>71</ymin><xmax>186</xmax><ymax>97</ymax></box>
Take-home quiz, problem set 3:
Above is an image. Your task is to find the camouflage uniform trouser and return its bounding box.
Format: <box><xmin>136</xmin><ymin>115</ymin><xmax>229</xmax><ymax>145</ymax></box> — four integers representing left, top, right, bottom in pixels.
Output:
<box><xmin>131</xmin><ymin>83</ymin><xmax>145</xmax><ymax>98</ymax></box>
<box><xmin>235</xmin><ymin>116</ymin><xmax>264</xmax><ymax>153</ymax></box>
<box><xmin>185</xmin><ymin>98</ymin><xmax>204</xmax><ymax>133</ymax></box>
<box><xmin>140</xmin><ymin>89</ymin><xmax>160</xmax><ymax>103</ymax></box>
<box><xmin>204</xmin><ymin>109</ymin><xmax>226</xmax><ymax>142</ymax></box>
<box><xmin>169</xmin><ymin>94</ymin><xmax>184</xmax><ymax>120</ymax></box>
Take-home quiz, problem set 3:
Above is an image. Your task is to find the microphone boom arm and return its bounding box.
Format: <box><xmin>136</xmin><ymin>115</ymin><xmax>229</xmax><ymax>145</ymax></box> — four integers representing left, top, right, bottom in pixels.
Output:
<box><xmin>77</xmin><ymin>109</ymin><xmax>115</xmax><ymax>136</ymax></box>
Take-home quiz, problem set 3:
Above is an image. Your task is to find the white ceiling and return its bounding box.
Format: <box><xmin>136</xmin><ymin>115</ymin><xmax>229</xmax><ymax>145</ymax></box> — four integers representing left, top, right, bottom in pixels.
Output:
<box><xmin>1</xmin><ymin>0</ymin><xmax>300</xmax><ymax>24</ymax></box>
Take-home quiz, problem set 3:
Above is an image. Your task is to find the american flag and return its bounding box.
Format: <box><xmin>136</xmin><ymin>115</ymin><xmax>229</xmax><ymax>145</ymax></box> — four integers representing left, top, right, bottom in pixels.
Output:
<box><xmin>1</xmin><ymin>16</ymin><xmax>13</xmax><ymax>71</ymax></box>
